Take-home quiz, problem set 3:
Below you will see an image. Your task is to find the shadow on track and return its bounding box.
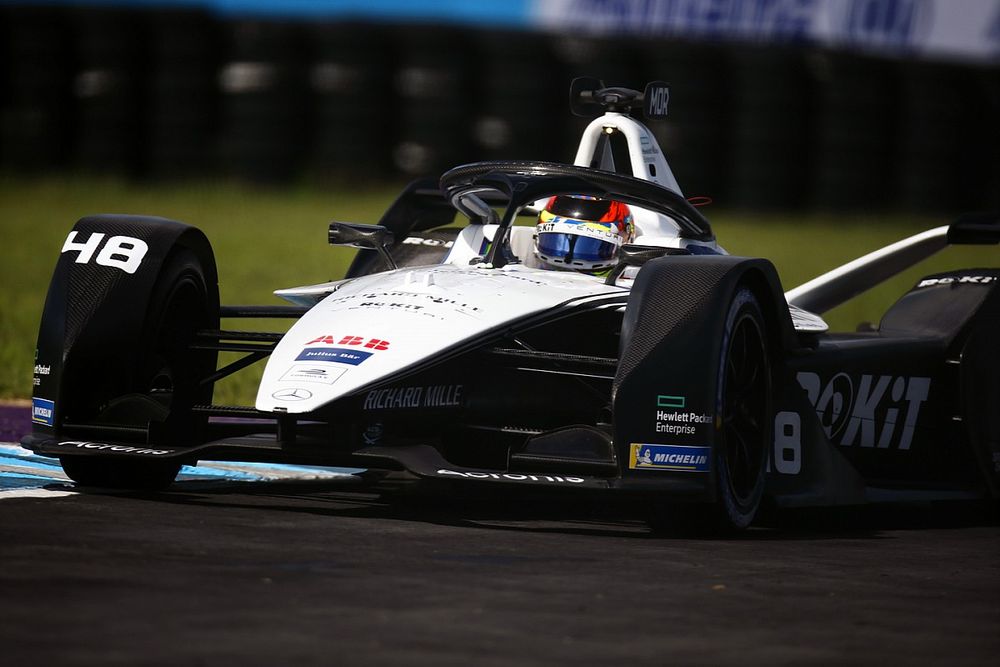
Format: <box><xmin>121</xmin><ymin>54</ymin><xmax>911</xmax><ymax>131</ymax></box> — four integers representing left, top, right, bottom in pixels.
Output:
<box><xmin>68</xmin><ymin>474</ymin><xmax>999</xmax><ymax>541</ymax></box>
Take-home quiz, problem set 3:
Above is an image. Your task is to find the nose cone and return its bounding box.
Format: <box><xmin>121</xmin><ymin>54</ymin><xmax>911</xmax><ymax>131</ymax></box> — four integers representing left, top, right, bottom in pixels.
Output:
<box><xmin>256</xmin><ymin>264</ymin><xmax>624</xmax><ymax>413</ymax></box>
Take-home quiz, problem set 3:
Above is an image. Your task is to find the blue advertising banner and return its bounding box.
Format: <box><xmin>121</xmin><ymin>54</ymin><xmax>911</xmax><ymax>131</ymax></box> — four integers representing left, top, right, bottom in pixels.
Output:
<box><xmin>3</xmin><ymin>0</ymin><xmax>997</xmax><ymax>62</ymax></box>
<box><xmin>533</xmin><ymin>0</ymin><xmax>1000</xmax><ymax>64</ymax></box>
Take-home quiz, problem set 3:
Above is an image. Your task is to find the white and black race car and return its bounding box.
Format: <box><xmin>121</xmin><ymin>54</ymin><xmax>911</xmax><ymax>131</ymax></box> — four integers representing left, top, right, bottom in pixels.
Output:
<box><xmin>24</xmin><ymin>79</ymin><xmax>1000</xmax><ymax>530</ymax></box>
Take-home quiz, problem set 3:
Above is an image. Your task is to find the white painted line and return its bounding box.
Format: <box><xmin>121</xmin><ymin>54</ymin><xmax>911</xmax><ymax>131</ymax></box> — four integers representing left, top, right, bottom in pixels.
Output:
<box><xmin>0</xmin><ymin>487</ymin><xmax>77</xmax><ymax>499</ymax></box>
<box><xmin>1</xmin><ymin>441</ymin><xmax>363</xmax><ymax>497</ymax></box>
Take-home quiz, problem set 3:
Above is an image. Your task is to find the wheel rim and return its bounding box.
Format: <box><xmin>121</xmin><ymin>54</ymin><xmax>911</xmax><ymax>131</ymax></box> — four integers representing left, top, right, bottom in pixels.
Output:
<box><xmin>722</xmin><ymin>310</ymin><xmax>767</xmax><ymax>507</ymax></box>
<box><xmin>143</xmin><ymin>274</ymin><xmax>205</xmax><ymax>402</ymax></box>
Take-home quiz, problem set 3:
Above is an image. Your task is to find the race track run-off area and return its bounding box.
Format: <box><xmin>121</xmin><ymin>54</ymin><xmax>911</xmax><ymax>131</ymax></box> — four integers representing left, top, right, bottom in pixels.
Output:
<box><xmin>1</xmin><ymin>418</ymin><xmax>998</xmax><ymax>664</ymax></box>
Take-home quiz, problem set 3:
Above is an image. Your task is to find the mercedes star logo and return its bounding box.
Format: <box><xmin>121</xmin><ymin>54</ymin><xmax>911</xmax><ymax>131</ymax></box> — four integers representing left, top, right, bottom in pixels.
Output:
<box><xmin>272</xmin><ymin>387</ymin><xmax>313</xmax><ymax>401</ymax></box>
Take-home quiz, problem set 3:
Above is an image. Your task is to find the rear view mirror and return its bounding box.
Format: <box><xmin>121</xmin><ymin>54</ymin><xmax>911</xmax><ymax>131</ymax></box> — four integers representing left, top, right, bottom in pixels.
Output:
<box><xmin>328</xmin><ymin>222</ymin><xmax>397</xmax><ymax>270</ymax></box>
<box><xmin>619</xmin><ymin>244</ymin><xmax>687</xmax><ymax>267</ymax></box>
<box><xmin>604</xmin><ymin>244</ymin><xmax>689</xmax><ymax>285</ymax></box>
<box><xmin>328</xmin><ymin>222</ymin><xmax>394</xmax><ymax>249</ymax></box>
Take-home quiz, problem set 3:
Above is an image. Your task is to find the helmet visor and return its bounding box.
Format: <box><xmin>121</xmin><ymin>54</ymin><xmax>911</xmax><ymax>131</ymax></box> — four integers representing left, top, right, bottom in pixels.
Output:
<box><xmin>537</xmin><ymin>233</ymin><xmax>618</xmax><ymax>263</ymax></box>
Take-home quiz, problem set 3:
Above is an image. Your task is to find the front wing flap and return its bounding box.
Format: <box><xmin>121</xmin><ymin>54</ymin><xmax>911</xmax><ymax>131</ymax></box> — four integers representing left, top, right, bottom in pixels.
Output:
<box><xmin>22</xmin><ymin>434</ymin><xmax>615</xmax><ymax>490</ymax></box>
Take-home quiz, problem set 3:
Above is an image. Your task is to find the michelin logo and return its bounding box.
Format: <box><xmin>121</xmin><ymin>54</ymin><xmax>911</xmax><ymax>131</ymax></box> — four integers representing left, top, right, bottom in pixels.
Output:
<box><xmin>630</xmin><ymin>443</ymin><xmax>710</xmax><ymax>472</ymax></box>
<box><xmin>32</xmin><ymin>397</ymin><xmax>54</xmax><ymax>426</ymax></box>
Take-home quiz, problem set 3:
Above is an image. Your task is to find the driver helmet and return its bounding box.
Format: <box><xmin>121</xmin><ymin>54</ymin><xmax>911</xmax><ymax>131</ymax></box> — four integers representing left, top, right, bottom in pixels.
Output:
<box><xmin>534</xmin><ymin>195</ymin><xmax>634</xmax><ymax>272</ymax></box>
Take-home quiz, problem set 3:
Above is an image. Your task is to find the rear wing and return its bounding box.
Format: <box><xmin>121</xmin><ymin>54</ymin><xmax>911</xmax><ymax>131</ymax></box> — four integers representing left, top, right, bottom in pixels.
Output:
<box><xmin>785</xmin><ymin>213</ymin><xmax>1000</xmax><ymax>314</ymax></box>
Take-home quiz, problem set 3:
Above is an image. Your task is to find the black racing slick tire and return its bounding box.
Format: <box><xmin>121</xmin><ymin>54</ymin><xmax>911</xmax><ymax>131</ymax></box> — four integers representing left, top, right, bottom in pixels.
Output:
<box><xmin>60</xmin><ymin>455</ymin><xmax>182</xmax><ymax>491</ymax></box>
<box><xmin>646</xmin><ymin>285</ymin><xmax>772</xmax><ymax>535</ymax></box>
<box><xmin>714</xmin><ymin>287</ymin><xmax>771</xmax><ymax>530</ymax></box>
<box><xmin>58</xmin><ymin>248</ymin><xmax>216</xmax><ymax>490</ymax></box>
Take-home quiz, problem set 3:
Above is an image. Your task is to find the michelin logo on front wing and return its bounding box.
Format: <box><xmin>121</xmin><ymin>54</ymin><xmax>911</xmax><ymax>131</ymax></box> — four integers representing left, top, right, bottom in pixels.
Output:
<box><xmin>630</xmin><ymin>444</ymin><xmax>711</xmax><ymax>472</ymax></box>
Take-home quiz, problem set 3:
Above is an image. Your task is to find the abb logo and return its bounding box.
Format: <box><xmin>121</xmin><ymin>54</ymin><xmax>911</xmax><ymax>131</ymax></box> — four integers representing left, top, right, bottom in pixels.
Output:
<box><xmin>306</xmin><ymin>335</ymin><xmax>390</xmax><ymax>350</ymax></box>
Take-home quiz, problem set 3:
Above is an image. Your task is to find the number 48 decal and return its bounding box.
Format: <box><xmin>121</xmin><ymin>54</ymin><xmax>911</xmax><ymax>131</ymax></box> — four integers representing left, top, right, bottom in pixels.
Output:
<box><xmin>61</xmin><ymin>231</ymin><xmax>148</xmax><ymax>274</ymax></box>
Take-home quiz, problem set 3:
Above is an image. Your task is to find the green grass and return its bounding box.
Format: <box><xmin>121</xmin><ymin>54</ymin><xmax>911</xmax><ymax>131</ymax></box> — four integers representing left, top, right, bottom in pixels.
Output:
<box><xmin>0</xmin><ymin>174</ymin><xmax>399</xmax><ymax>402</ymax></box>
<box><xmin>1</xmin><ymin>175</ymin><xmax>996</xmax><ymax>403</ymax></box>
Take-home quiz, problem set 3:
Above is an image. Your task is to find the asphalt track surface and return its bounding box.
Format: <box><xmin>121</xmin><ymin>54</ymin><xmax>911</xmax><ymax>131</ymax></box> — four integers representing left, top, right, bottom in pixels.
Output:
<box><xmin>2</xmin><ymin>440</ymin><xmax>998</xmax><ymax>667</ymax></box>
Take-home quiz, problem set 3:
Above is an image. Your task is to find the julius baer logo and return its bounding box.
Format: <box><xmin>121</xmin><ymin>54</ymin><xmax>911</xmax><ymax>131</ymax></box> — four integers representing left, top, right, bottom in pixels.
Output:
<box><xmin>295</xmin><ymin>334</ymin><xmax>390</xmax><ymax>366</ymax></box>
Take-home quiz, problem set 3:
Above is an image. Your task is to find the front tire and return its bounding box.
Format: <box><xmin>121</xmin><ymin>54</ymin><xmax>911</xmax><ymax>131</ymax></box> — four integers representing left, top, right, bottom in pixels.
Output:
<box><xmin>59</xmin><ymin>248</ymin><xmax>216</xmax><ymax>490</ymax></box>
<box><xmin>647</xmin><ymin>286</ymin><xmax>771</xmax><ymax>535</ymax></box>
<box><xmin>60</xmin><ymin>456</ymin><xmax>182</xmax><ymax>491</ymax></box>
<box><xmin>714</xmin><ymin>287</ymin><xmax>770</xmax><ymax>529</ymax></box>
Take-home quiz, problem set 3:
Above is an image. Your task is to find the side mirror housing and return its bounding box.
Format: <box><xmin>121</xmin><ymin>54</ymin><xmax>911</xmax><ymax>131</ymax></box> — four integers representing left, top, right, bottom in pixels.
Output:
<box><xmin>328</xmin><ymin>222</ymin><xmax>394</xmax><ymax>249</ymax></box>
<box><xmin>328</xmin><ymin>222</ymin><xmax>397</xmax><ymax>270</ymax></box>
<box><xmin>619</xmin><ymin>244</ymin><xmax>688</xmax><ymax>267</ymax></box>
<box><xmin>605</xmin><ymin>244</ymin><xmax>689</xmax><ymax>285</ymax></box>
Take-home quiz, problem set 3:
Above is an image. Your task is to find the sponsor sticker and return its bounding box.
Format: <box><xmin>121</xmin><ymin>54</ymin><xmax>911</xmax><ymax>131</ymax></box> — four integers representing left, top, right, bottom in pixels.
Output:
<box><xmin>32</xmin><ymin>397</ymin><xmax>55</xmax><ymax>426</ymax></box>
<box><xmin>402</xmin><ymin>236</ymin><xmax>454</xmax><ymax>248</ymax></box>
<box><xmin>324</xmin><ymin>291</ymin><xmax>482</xmax><ymax>316</ymax></box>
<box><xmin>653</xmin><ymin>395</ymin><xmax>713</xmax><ymax>436</ymax></box>
<box><xmin>364</xmin><ymin>384</ymin><xmax>463</xmax><ymax>411</ymax></box>
<box><xmin>917</xmin><ymin>275</ymin><xmax>997</xmax><ymax>288</ymax></box>
<box><xmin>307</xmin><ymin>335</ymin><xmax>390</xmax><ymax>350</ymax></box>
<box><xmin>57</xmin><ymin>441</ymin><xmax>171</xmax><ymax>456</ymax></box>
<box><xmin>796</xmin><ymin>372</ymin><xmax>931</xmax><ymax>450</ymax></box>
<box><xmin>655</xmin><ymin>410</ymin><xmax>713</xmax><ymax>436</ymax></box>
<box><xmin>645</xmin><ymin>83</ymin><xmax>670</xmax><ymax>118</ymax></box>
<box><xmin>437</xmin><ymin>469</ymin><xmax>586</xmax><ymax>484</ymax></box>
<box><xmin>656</xmin><ymin>394</ymin><xmax>685</xmax><ymax>408</ymax></box>
<box><xmin>296</xmin><ymin>347</ymin><xmax>372</xmax><ymax>365</ymax></box>
<box><xmin>272</xmin><ymin>388</ymin><xmax>313</xmax><ymax>402</ymax></box>
<box><xmin>640</xmin><ymin>135</ymin><xmax>655</xmax><ymax>155</ymax></box>
<box><xmin>280</xmin><ymin>364</ymin><xmax>346</xmax><ymax>385</ymax></box>
<box><xmin>629</xmin><ymin>444</ymin><xmax>711</xmax><ymax>472</ymax></box>
<box><xmin>362</xmin><ymin>423</ymin><xmax>384</xmax><ymax>446</ymax></box>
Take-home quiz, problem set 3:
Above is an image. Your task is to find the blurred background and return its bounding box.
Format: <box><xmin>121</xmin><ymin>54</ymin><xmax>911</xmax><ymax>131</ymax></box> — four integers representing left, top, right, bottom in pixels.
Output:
<box><xmin>1</xmin><ymin>0</ymin><xmax>998</xmax><ymax>211</ymax></box>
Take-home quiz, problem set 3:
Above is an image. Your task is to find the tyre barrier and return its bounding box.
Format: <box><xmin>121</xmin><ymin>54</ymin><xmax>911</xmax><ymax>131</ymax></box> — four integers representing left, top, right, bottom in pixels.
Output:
<box><xmin>146</xmin><ymin>10</ymin><xmax>221</xmax><ymax>177</ymax></box>
<box><xmin>810</xmin><ymin>53</ymin><xmax>899</xmax><ymax>212</ymax></box>
<box><xmin>72</xmin><ymin>8</ymin><xmax>147</xmax><ymax>175</ymax></box>
<box><xmin>642</xmin><ymin>40</ymin><xmax>732</xmax><ymax>202</ymax></box>
<box><xmin>392</xmin><ymin>26</ymin><xmax>474</xmax><ymax>176</ymax></box>
<box><xmin>217</xmin><ymin>21</ymin><xmax>311</xmax><ymax>182</ymax></box>
<box><xmin>0</xmin><ymin>6</ymin><xmax>997</xmax><ymax>213</ymax></box>
<box><xmin>307</xmin><ymin>22</ymin><xmax>395</xmax><ymax>180</ymax></box>
<box><xmin>728</xmin><ymin>47</ymin><xmax>814</xmax><ymax>210</ymax></box>
<box><xmin>1</xmin><ymin>7</ymin><xmax>75</xmax><ymax>170</ymax></box>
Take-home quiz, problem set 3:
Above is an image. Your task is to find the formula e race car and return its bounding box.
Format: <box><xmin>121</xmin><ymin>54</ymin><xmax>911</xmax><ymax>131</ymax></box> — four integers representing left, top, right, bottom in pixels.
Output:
<box><xmin>23</xmin><ymin>79</ymin><xmax>1000</xmax><ymax>531</ymax></box>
